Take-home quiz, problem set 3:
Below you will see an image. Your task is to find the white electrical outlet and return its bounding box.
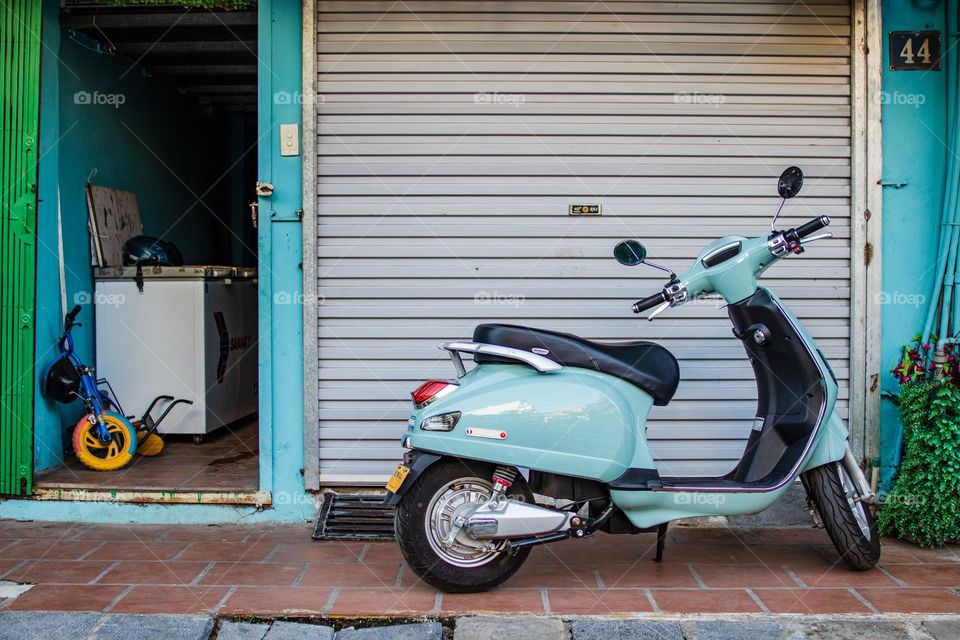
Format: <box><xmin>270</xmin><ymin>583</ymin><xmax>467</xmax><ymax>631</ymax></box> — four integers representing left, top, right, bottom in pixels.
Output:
<box><xmin>280</xmin><ymin>123</ymin><xmax>299</xmax><ymax>156</ymax></box>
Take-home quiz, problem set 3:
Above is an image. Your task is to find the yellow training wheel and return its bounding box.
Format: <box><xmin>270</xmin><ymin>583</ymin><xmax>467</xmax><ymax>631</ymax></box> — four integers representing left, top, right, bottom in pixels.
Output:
<box><xmin>136</xmin><ymin>431</ymin><xmax>165</xmax><ymax>456</ymax></box>
<box><xmin>72</xmin><ymin>412</ymin><xmax>137</xmax><ymax>471</ymax></box>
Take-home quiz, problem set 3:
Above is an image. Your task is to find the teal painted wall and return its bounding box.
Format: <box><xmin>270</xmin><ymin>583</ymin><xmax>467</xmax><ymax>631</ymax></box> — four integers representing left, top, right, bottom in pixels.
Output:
<box><xmin>33</xmin><ymin>24</ymin><xmax>232</xmax><ymax>471</ymax></box>
<box><xmin>12</xmin><ymin>0</ymin><xmax>312</xmax><ymax>523</ymax></box>
<box><xmin>257</xmin><ymin>0</ymin><xmax>306</xmax><ymax>500</ymax></box>
<box><xmin>880</xmin><ymin>0</ymin><xmax>950</xmax><ymax>489</ymax></box>
<box><xmin>34</xmin><ymin>0</ymin><xmax>64</xmax><ymax>473</ymax></box>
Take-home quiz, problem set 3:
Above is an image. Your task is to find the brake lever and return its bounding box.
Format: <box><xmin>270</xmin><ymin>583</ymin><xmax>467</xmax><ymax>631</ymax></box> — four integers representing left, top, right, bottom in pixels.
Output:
<box><xmin>799</xmin><ymin>232</ymin><xmax>833</xmax><ymax>246</ymax></box>
<box><xmin>647</xmin><ymin>300</ymin><xmax>671</xmax><ymax>321</ymax></box>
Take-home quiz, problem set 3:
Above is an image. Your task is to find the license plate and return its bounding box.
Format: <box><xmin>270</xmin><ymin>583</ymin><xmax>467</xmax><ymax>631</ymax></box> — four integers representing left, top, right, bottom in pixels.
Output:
<box><xmin>385</xmin><ymin>464</ymin><xmax>410</xmax><ymax>493</ymax></box>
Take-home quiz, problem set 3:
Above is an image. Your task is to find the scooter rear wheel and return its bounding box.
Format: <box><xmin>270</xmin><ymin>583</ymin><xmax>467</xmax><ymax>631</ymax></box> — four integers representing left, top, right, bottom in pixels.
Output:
<box><xmin>803</xmin><ymin>462</ymin><xmax>880</xmax><ymax>570</ymax></box>
<box><xmin>395</xmin><ymin>458</ymin><xmax>534</xmax><ymax>593</ymax></box>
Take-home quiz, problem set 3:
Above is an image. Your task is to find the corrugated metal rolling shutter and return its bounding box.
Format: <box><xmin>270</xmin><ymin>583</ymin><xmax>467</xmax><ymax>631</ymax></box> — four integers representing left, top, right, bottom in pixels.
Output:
<box><xmin>312</xmin><ymin>0</ymin><xmax>852</xmax><ymax>485</ymax></box>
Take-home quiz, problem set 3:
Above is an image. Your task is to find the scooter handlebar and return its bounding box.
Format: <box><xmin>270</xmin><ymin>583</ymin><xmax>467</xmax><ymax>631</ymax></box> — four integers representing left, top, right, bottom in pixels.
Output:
<box><xmin>633</xmin><ymin>216</ymin><xmax>831</xmax><ymax>315</ymax></box>
<box><xmin>792</xmin><ymin>215</ymin><xmax>831</xmax><ymax>240</ymax></box>
<box><xmin>632</xmin><ymin>291</ymin><xmax>667</xmax><ymax>314</ymax></box>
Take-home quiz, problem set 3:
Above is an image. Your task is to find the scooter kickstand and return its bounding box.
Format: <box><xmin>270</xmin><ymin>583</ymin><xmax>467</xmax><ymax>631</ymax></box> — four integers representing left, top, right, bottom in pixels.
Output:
<box><xmin>654</xmin><ymin>523</ymin><xmax>668</xmax><ymax>562</ymax></box>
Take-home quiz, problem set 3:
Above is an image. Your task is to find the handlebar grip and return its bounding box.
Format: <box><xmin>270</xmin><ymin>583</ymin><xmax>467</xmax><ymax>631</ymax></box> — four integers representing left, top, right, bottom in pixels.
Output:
<box><xmin>632</xmin><ymin>291</ymin><xmax>667</xmax><ymax>314</ymax></box>
<box><xmin>66</xmin><ymin>305</ymin><xmax>82</xmax><ymax>323</ymax></box>
<box><xmin>795</xmin><ymin>215</ymin><xmax>831</xmax><ymax>239</ymax></box>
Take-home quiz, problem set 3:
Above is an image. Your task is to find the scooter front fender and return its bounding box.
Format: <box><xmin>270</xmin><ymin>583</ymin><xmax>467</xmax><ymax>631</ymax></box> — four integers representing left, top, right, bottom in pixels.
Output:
<box><xmin>407</xmin><ymin>364</ymin><xmax>657</xmax><ymax>483</ymax></box>
<box><xmin>802</xmin><ymin>409</ymin><xmax>848</xmax><ymax>471</ymax></box>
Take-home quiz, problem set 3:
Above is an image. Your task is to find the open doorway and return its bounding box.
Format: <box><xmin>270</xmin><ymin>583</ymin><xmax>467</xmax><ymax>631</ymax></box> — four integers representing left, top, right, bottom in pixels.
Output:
<box><xmin>34</xmin><ymin>1</ymin><xmax>261</xmax><ymax>493</ymax></box>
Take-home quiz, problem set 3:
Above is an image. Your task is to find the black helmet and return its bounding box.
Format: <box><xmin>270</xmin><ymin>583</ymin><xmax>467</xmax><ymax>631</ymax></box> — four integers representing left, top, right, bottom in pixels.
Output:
<box><xmin>42</xmin><ymin>355</ymin><xmax>81</xmax><ymax>404</ymax></box>
<box><xmin>122</xmin><ymin>235</ymin><xmax>184</xmax><ymax>267</ymax></box>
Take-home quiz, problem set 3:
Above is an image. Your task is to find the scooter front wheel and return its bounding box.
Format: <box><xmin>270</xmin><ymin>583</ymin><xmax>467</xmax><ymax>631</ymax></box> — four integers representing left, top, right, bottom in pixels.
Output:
<box><xmin>803</xmin><ymin>462</ymin><xmax>880</xmax><ymax>570</ymax></box>
<box><xmin>395</xmin><ymin>458</ymin><xmax>534</xmax><ymax>593</ymax></box>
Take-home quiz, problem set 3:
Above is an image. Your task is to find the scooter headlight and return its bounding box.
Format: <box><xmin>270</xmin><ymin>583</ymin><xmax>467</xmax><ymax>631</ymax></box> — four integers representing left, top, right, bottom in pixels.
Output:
<box><xmin>420</xmin><ymin>411</ymin><xmax>461</xmax><ymax>432</ymax></box>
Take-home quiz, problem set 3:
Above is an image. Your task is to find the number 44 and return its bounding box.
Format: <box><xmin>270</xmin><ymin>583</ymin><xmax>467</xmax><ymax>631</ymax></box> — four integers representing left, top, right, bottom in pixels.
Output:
<box><xmin>900</xmin><ymin>37</ymin><xmax>933</xmax><ymax>65</ymax></box>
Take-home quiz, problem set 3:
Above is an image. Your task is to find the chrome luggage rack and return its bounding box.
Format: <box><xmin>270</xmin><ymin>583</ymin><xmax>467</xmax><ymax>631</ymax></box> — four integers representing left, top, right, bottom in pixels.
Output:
<box><xmin>438</xmin><ymin>341</ymin><xmax>563</xmax><ymax>378</ymax></box>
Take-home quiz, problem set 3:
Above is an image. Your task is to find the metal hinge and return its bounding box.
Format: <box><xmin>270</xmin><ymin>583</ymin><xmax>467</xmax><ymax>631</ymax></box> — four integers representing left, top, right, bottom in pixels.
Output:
<box><xmin>271</xmin><ymin>209</ymin><xmax>303</xmax><ymax>223</ymax></box>
<box><xmin>880</xmin><ymin>180</ymin><xmax>908</xmax><ymax>189</ymax></box>
<box><xmin>9</xmin><ymin>194</ymin><xmax>36</xmax><ymax>245</ymax></box>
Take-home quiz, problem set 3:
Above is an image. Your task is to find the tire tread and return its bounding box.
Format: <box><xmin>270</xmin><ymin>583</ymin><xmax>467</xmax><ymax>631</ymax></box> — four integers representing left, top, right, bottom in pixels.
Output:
<box><xmin>803</xmin><ymin>463</ymin><xmax>880</xmax><ymax>570</ymax></box>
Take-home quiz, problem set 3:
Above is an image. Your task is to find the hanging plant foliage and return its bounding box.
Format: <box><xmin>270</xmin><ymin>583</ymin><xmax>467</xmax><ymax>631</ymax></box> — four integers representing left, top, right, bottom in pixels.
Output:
<box><xmin>880</xmin><ymin>338</ymin><xmax>960</xmax><ymax>547</ymax></box>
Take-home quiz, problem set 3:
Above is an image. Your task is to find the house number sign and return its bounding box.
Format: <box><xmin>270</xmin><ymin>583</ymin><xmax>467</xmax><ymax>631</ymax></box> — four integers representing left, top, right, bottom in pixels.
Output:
<box><xmin>890</xmin><ymin>31</ymin><xmax>941</xmax><ymax>71</ymax></box>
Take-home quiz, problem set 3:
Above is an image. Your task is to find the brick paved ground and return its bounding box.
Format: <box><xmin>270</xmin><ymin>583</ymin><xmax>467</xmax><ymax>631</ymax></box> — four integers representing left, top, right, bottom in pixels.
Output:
<box><xmin>0</xmin><ymin>520</ymin><xmax>957</xmax><ymax>616</ymax></box>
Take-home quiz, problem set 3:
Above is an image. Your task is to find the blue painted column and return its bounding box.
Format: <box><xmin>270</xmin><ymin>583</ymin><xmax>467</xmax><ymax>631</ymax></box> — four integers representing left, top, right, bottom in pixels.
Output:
<box><xmin>34</xmin><ymin>0</ymin><xmax>66</xmax><ymax>472</ymax></box>
<box><xmin>258</xmin><ymin>0</ymin><xmax>307</xmax><ymax>505</ymax></box>
<box><xmin>879</xmin><ymin>0</ymin><xmax>949</xmax><ymax>490</ymax></box>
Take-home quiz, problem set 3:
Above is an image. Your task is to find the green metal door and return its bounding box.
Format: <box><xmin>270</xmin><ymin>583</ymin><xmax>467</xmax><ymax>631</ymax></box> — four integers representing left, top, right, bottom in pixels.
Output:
<box><xmin>0</xmin><ymin>0</ymin><xmax>41</xmax><ymax>495</ymax></box>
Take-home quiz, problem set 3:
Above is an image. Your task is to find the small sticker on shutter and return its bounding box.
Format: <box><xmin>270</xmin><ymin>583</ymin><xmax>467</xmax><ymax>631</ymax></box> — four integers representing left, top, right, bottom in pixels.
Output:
<box><xmin>752</xmin><ymin>417</ymin><xmax>765</xmax><ymax>431</ymax></box>
<box><xmin>568</xmin><ymin>204</ymin><xmax>601</xmax><ymax>215</ymax></box>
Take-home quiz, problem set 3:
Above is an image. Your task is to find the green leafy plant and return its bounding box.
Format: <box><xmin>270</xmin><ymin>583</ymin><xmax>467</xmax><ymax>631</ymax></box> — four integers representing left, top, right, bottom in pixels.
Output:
<box><xmin>104</xmin><ymin>0</ymin><xmax>255</xmax><ymax>9</ymax></box>
<box><xmin>879</xmin><ymin>371</ymin><xmax>960</xmax><ymax>547</ymax></box>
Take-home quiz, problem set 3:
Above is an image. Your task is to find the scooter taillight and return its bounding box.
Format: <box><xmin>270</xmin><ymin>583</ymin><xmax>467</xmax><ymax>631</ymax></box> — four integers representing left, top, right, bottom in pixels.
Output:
<box><xmin>412</xmin><ymin>380</ymin><xmax>457</xmax><ymax>409</ymax></box>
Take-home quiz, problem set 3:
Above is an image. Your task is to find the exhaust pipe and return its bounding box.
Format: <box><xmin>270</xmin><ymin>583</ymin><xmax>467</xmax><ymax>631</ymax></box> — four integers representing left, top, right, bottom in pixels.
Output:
<box><xmin>464</xmin><ymin>499</ymin><xmax>571</xmax><ymax>539</ymax></box>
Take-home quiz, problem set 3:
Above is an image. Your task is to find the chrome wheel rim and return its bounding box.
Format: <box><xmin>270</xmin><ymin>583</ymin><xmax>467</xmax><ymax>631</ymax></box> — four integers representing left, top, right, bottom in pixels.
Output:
<box><xmin>425</xmin><ymin>478</ymin><xmax>504</xmax><ymax>568</ymax></box>
<box><xmin>838</xmin><ymin>462</ymin><xmax>872</xmax><ymax>540</ymax></box>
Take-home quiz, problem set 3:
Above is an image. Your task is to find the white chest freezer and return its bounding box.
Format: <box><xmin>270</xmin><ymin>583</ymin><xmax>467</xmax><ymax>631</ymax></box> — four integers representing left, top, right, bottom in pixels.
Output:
<box><xmin>94</xmin><ymin>266</ymin><xmax>258</xmax><ymax>436</ymax></box>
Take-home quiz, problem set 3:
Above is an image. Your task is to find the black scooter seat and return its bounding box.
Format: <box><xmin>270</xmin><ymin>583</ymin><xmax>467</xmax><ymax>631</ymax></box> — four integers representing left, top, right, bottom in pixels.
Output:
<box><xmin>472</xmin><ymin>323</ymin><xmax>680</xmax><ymax>406</ymax></box>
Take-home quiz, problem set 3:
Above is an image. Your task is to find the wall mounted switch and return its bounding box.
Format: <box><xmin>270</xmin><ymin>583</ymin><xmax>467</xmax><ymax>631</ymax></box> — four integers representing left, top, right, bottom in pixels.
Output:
<box><xmin>280</xmin><ymin>123</ymin><xmax>299</xmax><ymax>156</ymax></box>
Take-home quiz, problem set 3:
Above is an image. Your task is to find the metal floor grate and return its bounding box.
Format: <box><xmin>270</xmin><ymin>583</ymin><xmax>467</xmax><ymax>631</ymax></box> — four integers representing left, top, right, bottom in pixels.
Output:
<box><xmin>313</xmin><ymin>493</ymin><xmax>396</xmax><ymax>541</ymax></box>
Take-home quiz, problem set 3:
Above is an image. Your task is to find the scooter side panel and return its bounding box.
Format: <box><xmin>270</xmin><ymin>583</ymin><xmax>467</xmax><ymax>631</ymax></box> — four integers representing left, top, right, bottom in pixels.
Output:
<box><xmin>614</xmin><ymin>410</ymin><xmax>844</xmax><ymax>529</ymax></box>
<box><xmin>611</xmin><ymin>484</ymin><xmax>792</xmax><ymax>529</ymax></box>
<box><xmin>609</xmin><ymin>289</ymin><xmax>846</xmax><ymax>529</ymax></box>
<box><xmin>408</xmin><ymin>364</ymin><xmax>656</xmax><ymax>483</ymax></box>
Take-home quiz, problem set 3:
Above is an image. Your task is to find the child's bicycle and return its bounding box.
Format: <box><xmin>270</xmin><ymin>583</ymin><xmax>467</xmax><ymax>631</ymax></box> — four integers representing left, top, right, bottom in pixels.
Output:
<box><xmin>42</xmin><ymin>305</ymin><xmax>192</xmax><ymax>471</ymax></box>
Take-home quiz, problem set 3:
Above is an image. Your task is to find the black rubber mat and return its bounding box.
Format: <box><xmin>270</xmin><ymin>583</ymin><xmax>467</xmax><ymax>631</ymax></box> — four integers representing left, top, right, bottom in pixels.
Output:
<box><xmin>312</xmin><ymin>492</ymin><xmax>396</xmax><ymax>541</ymax></box>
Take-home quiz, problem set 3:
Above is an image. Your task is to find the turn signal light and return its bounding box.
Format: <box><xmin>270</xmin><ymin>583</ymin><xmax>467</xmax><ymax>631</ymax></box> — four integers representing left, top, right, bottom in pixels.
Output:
<box><xmin>411</xmin><ymin>380</ymin><xmax>457</xmax><ymax>409</ymax></box>
<box><xmin>421</xmin><ymin>412</ymin><xmax>461</xmax><ymax>432</ymax></box>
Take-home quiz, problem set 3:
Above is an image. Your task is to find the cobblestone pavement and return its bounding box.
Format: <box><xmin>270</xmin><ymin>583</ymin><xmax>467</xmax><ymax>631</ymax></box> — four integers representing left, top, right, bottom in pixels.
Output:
<box><xmin>0</xmin><ymin>612</ymin><xmax>958</xmax><ymax>640</ymax></box>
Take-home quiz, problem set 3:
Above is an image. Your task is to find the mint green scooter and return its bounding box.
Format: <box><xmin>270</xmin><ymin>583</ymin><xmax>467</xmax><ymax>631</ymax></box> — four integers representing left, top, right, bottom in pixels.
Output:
<box><xmin>385</xmin><ymin>167</ymin><xmax>879</xmax><ymax>593</ymax></box>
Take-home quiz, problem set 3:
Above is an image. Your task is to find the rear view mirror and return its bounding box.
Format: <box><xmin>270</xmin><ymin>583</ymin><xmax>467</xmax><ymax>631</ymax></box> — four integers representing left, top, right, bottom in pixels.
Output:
<box><xmin>614</xmin><ymin>240</ymin><xmax>647</xmax><ymax>266</ymax></box>
<box><xmin>778</xmin><ymin>166</ymin><xmax>804</xmax><ymax>199</ymax></box>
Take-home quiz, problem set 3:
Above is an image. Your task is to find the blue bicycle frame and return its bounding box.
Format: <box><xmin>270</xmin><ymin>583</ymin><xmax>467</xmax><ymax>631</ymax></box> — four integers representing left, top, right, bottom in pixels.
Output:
<box><xmin>56</xmin><ymin>310</ymin><xmax>114</xmax><ymax>445</ymax></box>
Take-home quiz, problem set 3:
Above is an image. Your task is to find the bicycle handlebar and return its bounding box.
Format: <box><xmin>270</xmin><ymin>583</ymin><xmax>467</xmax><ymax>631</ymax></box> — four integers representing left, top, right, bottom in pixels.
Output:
<box><xmin>66</xmin><ymin>305</ymin><xmax>82</xmax><ymax>324</ymax></box>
